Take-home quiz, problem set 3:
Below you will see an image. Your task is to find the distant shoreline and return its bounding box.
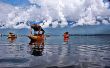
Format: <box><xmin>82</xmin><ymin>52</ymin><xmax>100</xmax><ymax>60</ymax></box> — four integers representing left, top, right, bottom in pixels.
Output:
<box><xmin>69</xmin><ymin>34</ymin><xmax>110</xmax><ymax>36</ymax></box>
<box><xmin>1</xmin><ymin>34</ymin><xmax>110</xmax><ymax>37</ymax></box>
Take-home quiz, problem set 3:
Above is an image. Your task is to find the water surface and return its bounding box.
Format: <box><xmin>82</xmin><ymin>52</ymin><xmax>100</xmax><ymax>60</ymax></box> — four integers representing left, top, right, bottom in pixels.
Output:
<box><xmin>0</xmin><ymin>30</ymin><xmax>110</xmax><ymax>68</ymax></box>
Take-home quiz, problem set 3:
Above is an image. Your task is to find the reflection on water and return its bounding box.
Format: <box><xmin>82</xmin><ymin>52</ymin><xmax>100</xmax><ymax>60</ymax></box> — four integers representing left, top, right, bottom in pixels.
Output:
<box><xmin>0</xmin><ymin>35</ymin><xmax>110</xmax><ymax>68</ymax></box>
<box><xmin>30</xmin><ymin>46</ymin><xmax>44</xmax><ymax>56</ymax></box>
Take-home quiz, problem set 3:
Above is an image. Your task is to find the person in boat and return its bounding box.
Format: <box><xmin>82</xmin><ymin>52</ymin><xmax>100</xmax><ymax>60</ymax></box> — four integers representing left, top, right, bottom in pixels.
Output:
<box><xmin>30</xmin><ymin>21</ymin><xmax>45</xmax><ymax>35</ymax></box>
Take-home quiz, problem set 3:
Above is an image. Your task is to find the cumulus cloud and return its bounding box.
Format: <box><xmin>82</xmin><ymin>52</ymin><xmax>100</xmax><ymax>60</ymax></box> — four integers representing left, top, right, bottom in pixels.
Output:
<box><xmin>0</xmin><ymin>2</ymin><xmax>15</xmax><ymax>26</ymax></box>
<box><xmin>0</xmin><ymin>0</ymin><xmax>110</xmax><ymax>28</ymax></box>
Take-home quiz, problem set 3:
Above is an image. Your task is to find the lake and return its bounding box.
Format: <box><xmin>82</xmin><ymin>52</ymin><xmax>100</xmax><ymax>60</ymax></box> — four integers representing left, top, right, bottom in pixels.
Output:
<box><xmin>0</xmin><ymin>29</ymin><xmax>110</xmax><ymax>68</ymax></box>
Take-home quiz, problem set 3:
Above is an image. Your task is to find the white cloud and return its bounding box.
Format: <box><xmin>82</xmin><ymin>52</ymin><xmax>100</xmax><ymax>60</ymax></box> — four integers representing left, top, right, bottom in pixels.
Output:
<box><xmin>0</xmin><ymin>2</ymin><xmax>15</xmax><ymax>25</ymax></box>
<box><xmin>0</xmin><ymin>0</ymin><xmax>110</xmax><ymax>28</ymax></box>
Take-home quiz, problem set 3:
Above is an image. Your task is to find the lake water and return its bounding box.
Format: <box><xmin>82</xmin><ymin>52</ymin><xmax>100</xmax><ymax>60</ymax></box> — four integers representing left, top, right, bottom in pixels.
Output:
<box><xmin>0</xmin><ymin>29</ymin><xmax>110</xmax><ymax>68</ymax></box>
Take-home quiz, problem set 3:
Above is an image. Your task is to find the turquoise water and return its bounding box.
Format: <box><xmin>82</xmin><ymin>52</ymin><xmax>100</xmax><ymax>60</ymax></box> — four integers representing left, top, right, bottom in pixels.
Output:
<box><xmin>0</xmin><ymin>29</ymin><xmax>110</xmax><ymax>68</ymax></box>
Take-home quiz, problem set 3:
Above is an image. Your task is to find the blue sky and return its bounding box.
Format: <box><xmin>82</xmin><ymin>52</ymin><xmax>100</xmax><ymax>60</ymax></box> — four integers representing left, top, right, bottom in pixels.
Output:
<box><xmin>0</xmin><ymin>0</ymin><xmax>30</xmax><ymax>6</ymax></box>
<box><xmin>0</xmin><ymin>0</ymin><xmax>109</xmax><ymax>6</ymax></box>
<box><xmin>0</xmin><ymin>0</ymin><xmax>110</xmax><ymax>28</ymax></box>
<box><xmin>0</xmin><ymin>0</ymin><xmax>109</xmax><ymax>7</ymax></box>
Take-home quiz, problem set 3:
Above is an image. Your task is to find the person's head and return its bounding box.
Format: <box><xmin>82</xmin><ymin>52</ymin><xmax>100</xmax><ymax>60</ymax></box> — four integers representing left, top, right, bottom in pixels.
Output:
<box><xmin>66</xmin><ymin>32</ymin><xmax>68</xmax><ymax>34</ymax></box>
<box><xmin>9</xmin><ymin>32</ymin><xmax>13</xmax><ymax>34</ymax></box>
<box><xmin>64</xmin><ymin>32</ymin><xmax>68</xmax><ymax>34</ymax></box>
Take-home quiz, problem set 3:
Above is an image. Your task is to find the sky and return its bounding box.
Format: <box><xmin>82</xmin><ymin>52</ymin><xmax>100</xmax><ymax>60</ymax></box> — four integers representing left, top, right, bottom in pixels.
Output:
<box><xmin>0</xmin><ymin>0</ymin><xmax>110</xmax><ymax>28</ymax></box>
<box><xmin>0</xmin><ymin>0</ymin><xmax>30</xmax><ymax>6</ymax></box>
<box><xmin>0</xmin><ymin>0</ymin><xmax>109</xmax><ymax>6</ymax></box>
